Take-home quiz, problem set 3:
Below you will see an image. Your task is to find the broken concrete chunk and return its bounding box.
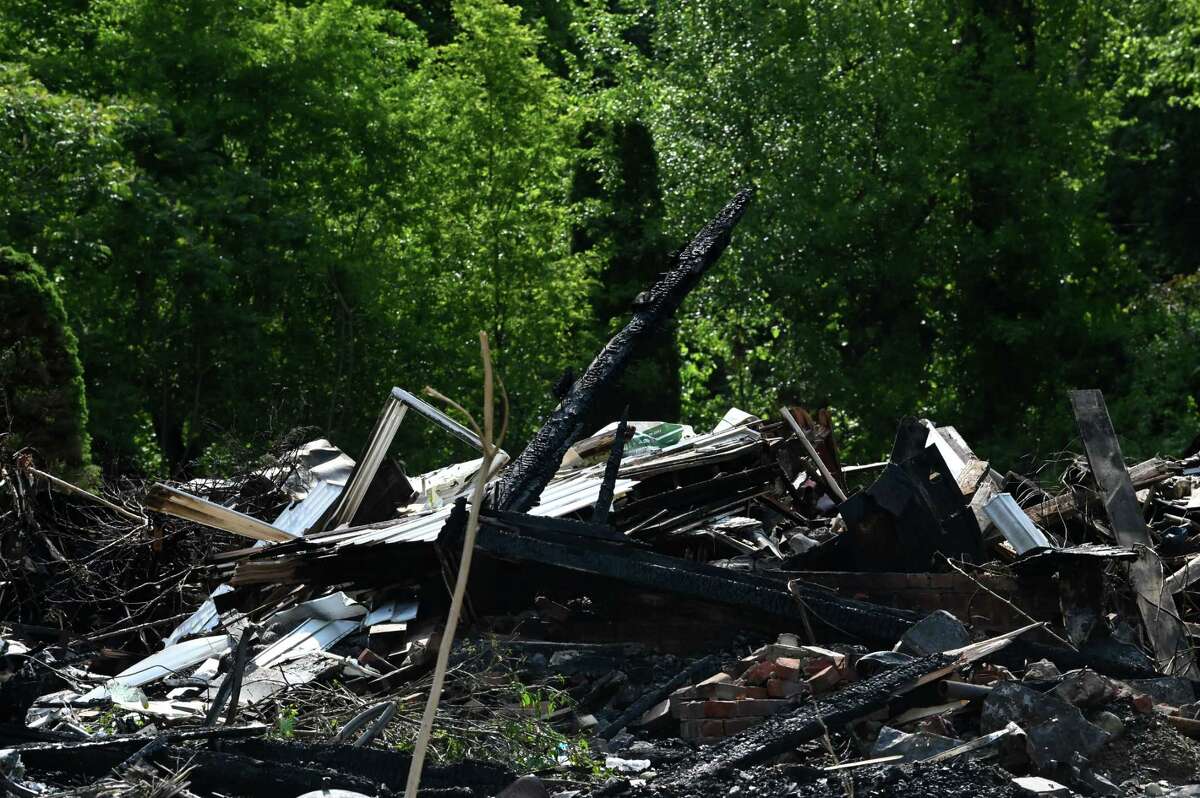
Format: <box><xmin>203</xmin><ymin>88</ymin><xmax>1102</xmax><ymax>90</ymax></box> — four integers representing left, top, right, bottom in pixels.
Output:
<box><xmin>1022</xmin><ymin>659</ymin><xmax>1061</xmax><ymax>682</ymax></box>
<box><xmin>981</xmin><ymin>681</ymin><xmax>1111</xmax><ymax>771</ymax></box>
<box><xmin>1024</xmin><ymin>718</ymin><xmax>1110</xmax><ymax>773</ymax></box>
<box><xmin>982</xmin><ymin>682</ymin><xmax>1081</xmax><ymax>733</ymax></box>
<box><xmin>870</xmin><ymin>725</ymin><xmax>963</xmax><ymax>762</ymax></box>
<box><xmin>1066</xmin><ymin>751</ymin><xmax>1121</xmax><ymax>796</ymax></box>
<box><xmin>1052</xmin><ymin>669</ymin><xmax>1123</xmax><ymax>708</ymax></box>
<box><xmin>1091</xmin><ymin>710</ymin><xmax>1124</xmax><ymax>739</ymax></box>
<box><xmin>895</xmin><ymin>610</ymin><xmax>969</xmax><ymax>657</ymax></box>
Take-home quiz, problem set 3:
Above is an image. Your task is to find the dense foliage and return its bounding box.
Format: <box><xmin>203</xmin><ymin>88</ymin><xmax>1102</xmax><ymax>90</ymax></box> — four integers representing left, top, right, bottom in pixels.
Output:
<box><xmin>0</xmin><ymin>0</ymin><xmax>1196</xmax><ymax>475</ymax></box>
<box><xmin>0</xmin><ymin>246</ymin><xmax>95</xmax><ymax>479</ymax></box>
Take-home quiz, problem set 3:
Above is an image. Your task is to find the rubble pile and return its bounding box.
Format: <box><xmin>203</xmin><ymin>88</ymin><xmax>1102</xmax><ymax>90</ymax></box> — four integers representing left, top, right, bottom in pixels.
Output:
<box><xmin>3</xmin><ymin>190</ymin><xmax>1200</xmax><ymax>797</ymax></box>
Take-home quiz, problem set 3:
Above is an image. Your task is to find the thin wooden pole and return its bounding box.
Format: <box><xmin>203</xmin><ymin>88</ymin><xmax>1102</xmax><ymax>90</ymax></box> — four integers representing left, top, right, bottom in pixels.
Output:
<box><xmin>404</xmin><ymin>332</ymin><xmax>503</xmax><ymax>798</ymax></box>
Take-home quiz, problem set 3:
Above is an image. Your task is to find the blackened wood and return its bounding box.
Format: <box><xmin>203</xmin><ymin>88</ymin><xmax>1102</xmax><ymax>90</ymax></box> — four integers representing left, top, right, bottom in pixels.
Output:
<box><xmin>598</xmin><ymin>654</ymin><xmax>719</xmax><ymax>740</ymax></box>
<box><xmin>489</xmin><ymin>510</ymin><xmax>627</xmax><ymax>544</ymax></box>
<box><xmin>469</xmin><ymin>516</ymin><xmax>921</xmax><ymax>647</ymax></box>
<box><xmin>591</xmin><ymin>411</ymin><xmax>629</xmax><ymax>526</ymax></box>
<box><xmin>838</xmin><ymin>444</ymin><xmax>983</xmax><ymax>572</ymax></box>
<box><xmin>5</xmin><ymin>724</ymin><xmax>265</xmax><ymax>759</ymax></box>
<box><xmin>205</xmin><ymin>626</ymin><xmax>253</xmax><ymax>726</ymax></box>
<box><xmin>217</xmin><ymin>738</ymin><xmax>515</xmax><ymax>794</ymax></box>
<box><xmin>115</xmin><ymin>734</ymin><xmax>168</xmax><ymax>771</ymax></box>
<box><xmin>495</xmin><ymin>189</ymin><xmax>753</xmax><ymax>513</ymax></box>
<box><xmin>1069</xmin><ymin>388</ymin><xmax>1197</xmax><ymax>677</ymax></box>
<box><xmin>223</xmin><ymin>626</ymin><xmax>254</xmax><ymax>724</ymax></box>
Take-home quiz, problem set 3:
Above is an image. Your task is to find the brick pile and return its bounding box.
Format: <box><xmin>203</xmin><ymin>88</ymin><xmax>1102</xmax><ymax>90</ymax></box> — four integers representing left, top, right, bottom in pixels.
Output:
<box><xmin>670</xmin><ymin>638</ymin><xmax>856</xmax><ymax>744</ymax></box>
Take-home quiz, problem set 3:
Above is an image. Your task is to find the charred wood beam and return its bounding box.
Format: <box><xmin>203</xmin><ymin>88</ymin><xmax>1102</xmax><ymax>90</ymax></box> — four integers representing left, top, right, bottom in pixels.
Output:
<box><xmin>465</xmin><ymin>515</ymin><xmax>1155</xmax><ymax>676</ymax></box>
<box><xmin>488</xmin><ymin>510</ymin><xmax>627</xmax><ymax>544</ymax></box>
<box><xmin>591</xmin><ymin>411</ymin><xmax>629</xmax><ymax>526</ymax></box>
<box><xmin>494</xmin><ymin>189</ymin><xmax>753</xmax><ymax>513</ymax></box>
<box><xmin>598</xmin><ymin>654</ymin><xmax>720</xmax><ymax>740</ymax></box>
<box><xmin>217</xmin><ymin>739</ymin><xmax>515</xmax><ymax>795</ymax></box>
<box><xmin>205</xmin><ymin>626</ymin><xmax>253</xmax><ymax>726</ymax></box>
<box><xmin>468</xmin><ymin>514</ymin><xmax>921</xmax><ymax>647</ymax></box>
<box><xmin>4</xmin><ymin>724</ymin><xmax>265</xmax><ymax>762</ymax></box>
<box><xmin>1070</xmin><ymin>389</ymin><xmax>1197</xmax><ymax>678</ymax></box>
<box><xmin>12</xmin><ymin>735</ymin><xmax>513</xmax><ymax>797</ymax></box>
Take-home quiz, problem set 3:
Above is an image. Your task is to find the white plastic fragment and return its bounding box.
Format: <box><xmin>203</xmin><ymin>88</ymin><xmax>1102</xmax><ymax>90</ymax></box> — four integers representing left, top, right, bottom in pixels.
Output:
<box><xmin>604</xmin><ymin>756</ymin><xmax>652</xmax><ymax>773</ymax></box>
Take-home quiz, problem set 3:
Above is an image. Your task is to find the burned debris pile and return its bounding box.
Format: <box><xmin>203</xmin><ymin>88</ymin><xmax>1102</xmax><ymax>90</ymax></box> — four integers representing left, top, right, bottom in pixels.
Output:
<box><xmin>4</xmin><ymin>191</ymin><xmax>1200</xmax><ymax>797</ymax></box>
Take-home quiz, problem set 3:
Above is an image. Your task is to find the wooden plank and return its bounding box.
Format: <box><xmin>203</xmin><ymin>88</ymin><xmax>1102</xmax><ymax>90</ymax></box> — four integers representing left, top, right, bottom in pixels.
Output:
<box><xmin>1069</xmin><ymin>389</ymin><xmax>1197</xmax><ymax>677</ymax></box>
<box><xmin>781</xmin><ymin>408</ymin><xmax>847</xmax><ymax>502</ymax></box>
<box><xmin>145</xmin><ymin>484</ymin><xmax>295</xmax><ymax>543</ymax></box>
<box><xmin>1026</xmin><ymin>458</ymin><xmax>1173</xmax><ymax>525</ymax></box>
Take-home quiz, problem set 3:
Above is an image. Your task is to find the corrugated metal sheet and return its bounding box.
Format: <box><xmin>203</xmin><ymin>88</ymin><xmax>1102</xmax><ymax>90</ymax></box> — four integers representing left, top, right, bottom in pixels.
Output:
<box><xmin>290</xmin><ymin>424</ymin><xmax>762</xmax><ymax>550</ymax></box>
<box><xmin>528</xmin><ymin>474</ymin><xmax>637</xmax><ymax>518</ymax></box>
<box><xmin>272</xmin><ymin>478</ymin><xmax>345</xmax><ymax>536</ymax></box>
<box><xmin>254</xmin><ymin>618</ymin><xmax>359</xmax><ymax>669</ymax></box>
<box><xmin>314</xmin><ymin>467</ymin><xmax>638</xmax><ymax>547</ymax></box>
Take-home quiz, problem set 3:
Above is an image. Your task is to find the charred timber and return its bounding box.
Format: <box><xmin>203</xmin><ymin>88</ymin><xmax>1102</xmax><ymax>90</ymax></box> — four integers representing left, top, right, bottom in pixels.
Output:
<box><xmin>590</xmin><ymin>411</ymin><xmax>629</xmax><ymax>526</ymax></box>
<box><xmin>469</xmin><ymin>513</ymin><xmax>920</xmax><ymax>647</ymax></box>
<box><xmin>493</xmin><ymin>189</ymin><xmax>753</xmax><ymax>513</ymax></box>
<box><xmin>598</xmin><ymin>653</ymin><xmax>720</xmax><ymax>740</ymax></box>
<box><xmin>464</xmin><ymin>516</ymin><xmax>1155</xmax><ymax>677</ymax></box>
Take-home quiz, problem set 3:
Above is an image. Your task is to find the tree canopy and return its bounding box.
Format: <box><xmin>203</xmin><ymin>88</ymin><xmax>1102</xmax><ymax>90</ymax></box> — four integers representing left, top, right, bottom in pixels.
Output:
<box><xmin>1</xmin><ymin>0</ymin><xmax>1197</xmax><ymax>476</ymax></box>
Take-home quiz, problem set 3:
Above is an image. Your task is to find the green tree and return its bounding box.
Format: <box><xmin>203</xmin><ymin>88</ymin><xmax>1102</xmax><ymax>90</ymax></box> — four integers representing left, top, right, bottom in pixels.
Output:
<box><xmin>1</xmin><ymin>0</ymin><xmax>595</xmax><ymax>473</ymax></box>
<box><xmin>0</xmin><ymin>246</ymin><xmax>95</xmax><ymax>479</ymax></box>
<box><xmin>385</xmin><ymin>0</ymin><xmax>597</xmax><ymax>458</ymax></box>
<box><xmin>577</xmin><ymin>0</ymin><xmax>1141</xmax><ymax>466</ymax></box>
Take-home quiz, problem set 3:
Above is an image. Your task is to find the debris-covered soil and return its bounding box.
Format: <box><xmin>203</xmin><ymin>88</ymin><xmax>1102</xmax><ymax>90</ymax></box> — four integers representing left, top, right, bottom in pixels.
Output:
<box><xmin>4</xmin><ymin>192</ymin><xmax>1200</xmax><ymax>797</ymax></box>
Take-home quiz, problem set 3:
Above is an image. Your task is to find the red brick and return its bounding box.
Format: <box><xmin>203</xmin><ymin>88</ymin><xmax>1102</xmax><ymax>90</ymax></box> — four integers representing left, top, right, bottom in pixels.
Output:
<box><xmin>1133</xmin><ymin>693</ymin><xmax>1155</xmax><ymax>714</ymax></box>
<box><xmin>807</xmin><ymin>664</ymin><xmax>842</xmax><ymax>694</ymax></box>
<box><xmin>722</xmin><ymin>717</ymin><xmax>763</xmax><ymax>734</ymax></box>
<box><xmin>703</xmin><ymin>700</ymin><xmax>739</xmax><ymax>719</ymax></box>
<box><xmin>799</xmin><ymin>645</ymin><xmax>847</xmax><ymax>667</ymax></box>
<box><xmin>698</xmin><ymin>682</ymin><xmax>749</xmax><ymax>700</ymax></box>
<box><xmin>802</xmin><ymin>658</ymin><xmax>836</xmax><ymax>677</ymax></box>
<box><xmin>699</xmin><ymin>719</ymin><xmax>724</xmax><ymax>737</ymax></box>
<box><xmin>773</xmin><ymin>657</ymin><xmax>802</xmax><ymax>681</ymax></box>
<box><xmin>767</xmin><ymin>677</ymin><xmax>807</xmax><ymax>699</ymax></box>
<box><xmin>734</xmin><ymin>698</ymin><xmax>794</xmax><ymax>717</ymax></box>
<box><xmin>672</xmin><ymin>700</ymin><xmax>705</xmax><ymax>720</ymax></box>
<box><xmin>698</xmin><ymin>671</ymin><xmax>732</xmax><ymax>687</ymax></box>
<box><xmin>741</xmin><ymin>660</ymin><xmax>776</xmax><ymax>686</ymax></box>
<box><xmin>744</xmin><ymin>685</ymin><xmax>769</xmax><ymax>699</ymax></box>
